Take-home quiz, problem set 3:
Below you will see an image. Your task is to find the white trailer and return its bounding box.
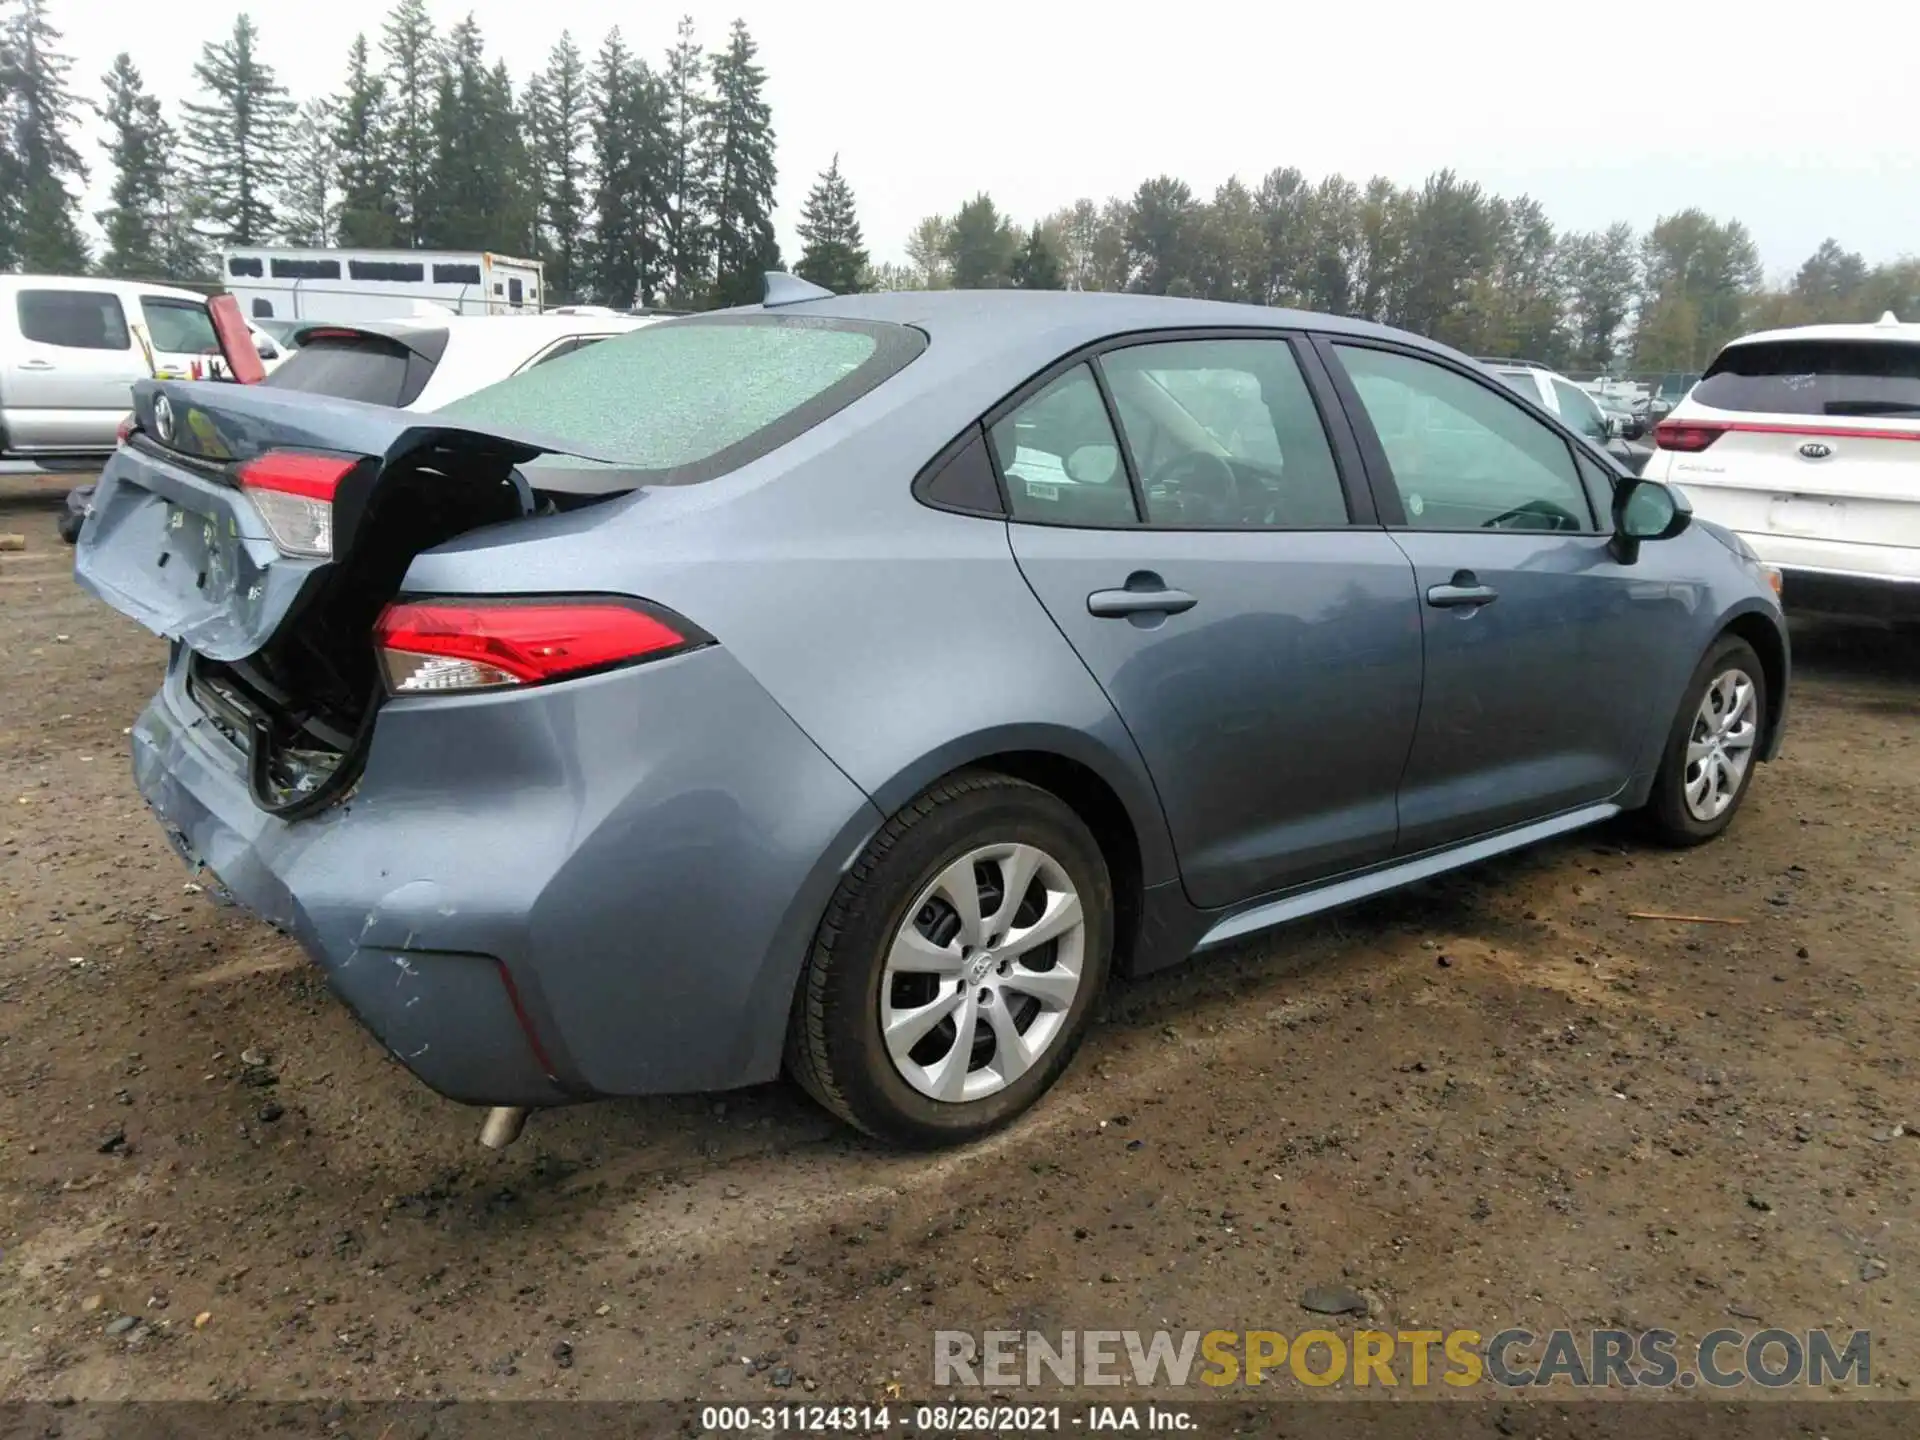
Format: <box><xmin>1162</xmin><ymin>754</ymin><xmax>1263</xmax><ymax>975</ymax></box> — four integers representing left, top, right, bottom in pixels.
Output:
<box><xmin>219</xmin><ymin>247</ymin><xmax>546</xmax><ymax>324</ymax></box>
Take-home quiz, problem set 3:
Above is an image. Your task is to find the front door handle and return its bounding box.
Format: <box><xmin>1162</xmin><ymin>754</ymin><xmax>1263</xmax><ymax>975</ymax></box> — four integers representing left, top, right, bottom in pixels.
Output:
<box><xmin>1088</xmin><ymin>574</ymin><xmax>1197</xmax><ymax>618</ymax></box>
<box><xmin>1426</xmin><ymin>570</ymin><xmax>1499</xmax><ymax>608</ymax></box>
<box><xmin>19</xmin><ymin>359</ymin><xmax>54</xmax><ymax>371</ymax></box>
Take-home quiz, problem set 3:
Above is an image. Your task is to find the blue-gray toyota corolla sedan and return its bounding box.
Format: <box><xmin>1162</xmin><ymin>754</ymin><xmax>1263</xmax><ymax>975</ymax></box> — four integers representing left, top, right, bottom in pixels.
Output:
<box><xmin>74</xmin><ymin>284</ymin><xmax>1789</xmax><ymax>1147</ymax></box>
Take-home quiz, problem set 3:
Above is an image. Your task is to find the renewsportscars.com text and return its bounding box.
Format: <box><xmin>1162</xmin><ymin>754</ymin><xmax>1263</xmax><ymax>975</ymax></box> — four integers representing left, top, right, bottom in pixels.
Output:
<box><xmin>933</xmin><ymin>1327</ymin><xmax>1871</xmax><ymax>1390</ymax></box>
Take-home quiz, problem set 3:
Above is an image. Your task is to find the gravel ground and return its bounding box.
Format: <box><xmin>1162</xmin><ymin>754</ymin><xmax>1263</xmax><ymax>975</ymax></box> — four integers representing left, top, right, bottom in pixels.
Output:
<box><xmin>1</xmin><ymin>487</ymin><xmax>1916</xmax><ymax>1411</ymax></box>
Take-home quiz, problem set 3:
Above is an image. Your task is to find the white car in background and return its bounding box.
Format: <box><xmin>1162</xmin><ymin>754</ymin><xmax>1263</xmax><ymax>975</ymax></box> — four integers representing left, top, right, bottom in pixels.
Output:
<box><xmin>1</xmin><ymin>275</ymin><xmax>286</xmax><ymax>466</ymax></box>
<box><xmin>1481</xmin><ymin>358</ymin><xmax>1655</xmax><ymax>474</ymax></box>
<box><xmin>1648</xmin><ymin>312</ymin><xmax>1920</xmax><ymax>621</ymax></box>
<box><xmin>263</xmin><ymin>313</ymin><xmax>664</xmax><ymax>411</ymax></box>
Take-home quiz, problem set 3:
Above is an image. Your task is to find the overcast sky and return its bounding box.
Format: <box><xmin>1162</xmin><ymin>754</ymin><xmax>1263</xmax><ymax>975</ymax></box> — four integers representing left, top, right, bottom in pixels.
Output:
<box><xmin>63</xmin><ymin>0</ymin><xmax>1920</xmax><ymax>278</ymax></box>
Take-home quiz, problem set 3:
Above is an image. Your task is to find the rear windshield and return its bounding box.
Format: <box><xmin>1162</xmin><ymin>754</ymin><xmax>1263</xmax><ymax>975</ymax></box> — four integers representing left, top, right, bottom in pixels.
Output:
<box><xmin>263</xmin><ymin>333</ymin><xmax>420</xmax><ymax>407</ymax></box>
<box><xmin>1695</xmin><ymin>340</ymin><xmax>1920</xmax><ymax>417</ymax></box>
<box><xmin>434</xmin><ymin>313</ymin><xmax>927</xmax><ymax>484</ymax></box>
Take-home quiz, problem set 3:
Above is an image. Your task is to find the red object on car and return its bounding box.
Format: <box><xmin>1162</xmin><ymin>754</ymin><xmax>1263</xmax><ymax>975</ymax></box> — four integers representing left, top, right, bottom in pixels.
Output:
<box><xmin>208</xmin><ymin>293</ymin><xmax>265</xmax><ymax>384</ymax></box>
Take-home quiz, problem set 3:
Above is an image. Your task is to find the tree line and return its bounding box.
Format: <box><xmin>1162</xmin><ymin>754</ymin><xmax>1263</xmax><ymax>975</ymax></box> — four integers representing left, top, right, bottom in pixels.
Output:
<box><xmin>2</xmin><ymin>0</ymin><xmax>1915</xmax><ymax>362</ymax></box>
<box><xmin>0</xmin><ymin>0</ymin><xmax>816</xmax><ymax>309</ymax></box>
<box><xmin>890</xmin><ymin>180</ymin><xmax>1920</xmax><ymax>373</ymax></box>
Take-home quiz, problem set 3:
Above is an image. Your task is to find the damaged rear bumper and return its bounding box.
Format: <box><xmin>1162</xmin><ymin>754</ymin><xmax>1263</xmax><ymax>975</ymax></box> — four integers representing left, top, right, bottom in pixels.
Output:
<box><xmin>131</xmin><ymin>643</ymin><xmax>882</xmax><ymax>1108</ymax></box>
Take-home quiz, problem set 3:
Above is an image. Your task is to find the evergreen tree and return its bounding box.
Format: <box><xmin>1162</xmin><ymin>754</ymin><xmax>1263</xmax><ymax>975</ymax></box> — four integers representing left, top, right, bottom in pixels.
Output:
<box><xmin>380</xmin><ymin>0</ymin><xmax>437</xmax><ymax>246</ymax></box>
<box><xmin>584</xmin><ymin>28</ymin><xmax>669</xmax><ymax>307</ymax></box>
<box><xmin>0</xmin><ymin>24</ymin><xmax>15</xmax><ymax>270</ymax></box>
<box><xmin>333</xmin><ymin>34</ymin><xmax>400</xmax><ymax>248</ymax></box>
<box><xmin>944</xmin><ymin>193</ymin><xmax>1016</xmax><ymax>289</ymax></box>
<box><xmin>2</xmin><ymin>0</ymin><xmax>88</xmax><ymax>272</ymax></box>
<box><xmin>280</xmin><ymin>97</ymin><xmax>337</xmax><ymax>247</ymax></box>
<box><xmin>1009</xmin><ymin>222</ymin><xmax>1063</xmax><ymax>290</ymax></box>
<box><xmin>703</xmin><ymin>20</ymin><xmax>778</xmax><ymax>307</ymax></box>
<box><xmin>660</xmin><ymin>15</ymin><xmax>710</xmax><ymax>303</ymax></box>
<box><xmin>1123</xmin><ymin>176</ymin><xmax>1196</xmax><ymax>295</ymax></box>
<box><xmin>419</xmin><ymin>20</ymin><xmax>533</xmax><ymax>253</ymax></box>
<box><xmin>794</xmin><ymin>154</ymin><xmax>867</xmax><ymax>294</ymax></box>
<box><xmin>531</xmin><ymin>32</ymin><xmax>588</xmax><ymax>302</ymax></box>
<box><xmin>95</xmin><ymin>52</ymin><xmax>170</xmax><ymax>278</ymax></box>
<box><xmin>179</xmin><ymin>13</ymin><xmax>292</xmax><ymax>247</ymax></box>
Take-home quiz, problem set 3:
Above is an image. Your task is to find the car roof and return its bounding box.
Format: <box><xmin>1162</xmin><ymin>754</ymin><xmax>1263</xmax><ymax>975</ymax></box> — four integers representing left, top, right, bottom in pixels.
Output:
<box><xmin>1718</xmin><ymin>314</ymin><xmax>1920</xmax><ymax>351</ymax></box>
<box><xmin>777</xmin><ymin>288</ymin><xmax>1409</xmax><ymax>352</ymax></box>
<box><xmin>0</xmin><ymin>274</ymin><xmax>212</xmax><ymax>304</ymax></box>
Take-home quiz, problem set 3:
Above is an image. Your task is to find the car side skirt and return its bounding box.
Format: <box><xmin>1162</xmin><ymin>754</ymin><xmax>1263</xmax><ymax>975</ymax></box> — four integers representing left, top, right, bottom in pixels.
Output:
<box><xmin>1123</xmin><ymin>801</ymin><xmax>1624</xmax><ymax>974</ymax></box>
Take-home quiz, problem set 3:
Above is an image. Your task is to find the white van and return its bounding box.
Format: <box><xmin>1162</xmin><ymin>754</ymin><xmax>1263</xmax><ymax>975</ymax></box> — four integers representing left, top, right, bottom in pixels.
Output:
<box><xmin>0</xmin><ymin>276</ymin><xmax>285</xmax><ymax>464</ymax></box>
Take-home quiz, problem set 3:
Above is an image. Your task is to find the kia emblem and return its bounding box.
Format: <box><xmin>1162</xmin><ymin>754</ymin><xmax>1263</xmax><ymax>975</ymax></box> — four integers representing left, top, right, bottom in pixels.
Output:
<box><xmin>1799</xmin><ymin>441</ymin><xmax>1833</xmax><ymax>460</ymax></box>
<box><xmin>152</xmin><ymin>393</ymin><xmax>175</xmax><ymax>444</ymax></box>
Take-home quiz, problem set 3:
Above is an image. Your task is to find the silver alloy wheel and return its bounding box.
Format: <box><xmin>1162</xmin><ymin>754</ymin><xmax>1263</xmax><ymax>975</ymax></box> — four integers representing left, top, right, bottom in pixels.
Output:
<box><xmin>881</xmin><ymin>843</ymin><xmax>1086</xmax><ymax>1103</ymax></box>
<box><xmin>1683</xmin><ymin>667</ymin><xmax>1759</xmax><ymax>822</ymax></box>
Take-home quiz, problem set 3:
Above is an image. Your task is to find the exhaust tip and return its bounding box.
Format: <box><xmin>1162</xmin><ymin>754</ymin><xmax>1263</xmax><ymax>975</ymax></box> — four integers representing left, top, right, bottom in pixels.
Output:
<box><xmin>479</xmin><ymin>1106</ymin><xmax>530</xmax><ymax>1150</ymax></box>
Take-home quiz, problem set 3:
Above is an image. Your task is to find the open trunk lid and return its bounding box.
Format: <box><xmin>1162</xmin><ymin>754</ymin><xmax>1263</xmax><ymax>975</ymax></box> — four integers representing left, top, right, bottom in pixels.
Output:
<box><xmin>75</xmin><ymin>378</ymin><xmax>585</xmax><ymax>659</ymax></box>
<box><xmin>75</xmin><ymin>379</ymin><xmax>619</xmax><ymax>815</ymax></box>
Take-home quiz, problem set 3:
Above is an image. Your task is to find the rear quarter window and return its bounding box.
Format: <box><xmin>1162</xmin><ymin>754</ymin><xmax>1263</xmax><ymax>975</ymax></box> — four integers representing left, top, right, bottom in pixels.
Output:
<box><xmin>435</xmin><ymin>314</ymin><xmax>926</xmax><ymax>485</ymax></box>
<box><xmin>1695</xmin><ymin>339</ymin><xmax>1920</xmax><ymax>417</ymax></box>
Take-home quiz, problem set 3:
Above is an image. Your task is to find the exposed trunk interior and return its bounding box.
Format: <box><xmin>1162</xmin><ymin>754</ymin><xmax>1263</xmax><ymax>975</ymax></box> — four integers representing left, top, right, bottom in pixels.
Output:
<box><xmin>193</xmin><ymin>450</ymin><xmax>626</xmax><ymax>816</ymax></box>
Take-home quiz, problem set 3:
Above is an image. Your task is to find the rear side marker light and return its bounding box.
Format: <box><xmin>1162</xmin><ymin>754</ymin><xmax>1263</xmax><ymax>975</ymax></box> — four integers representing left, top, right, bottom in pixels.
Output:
<box><xmin>1653</xmin><ymin>421</ymin><xmax>1725</xmax><ymax>453</ymax></box>
<box><xmin>237</xmin><ymin>451</ymin><xmax>356</xmax><ymax>559</ymax></box>
<box><xmin>374</xmin><ymin>599</ymin><xmax>698</xmax><ymax>695</ymax></box>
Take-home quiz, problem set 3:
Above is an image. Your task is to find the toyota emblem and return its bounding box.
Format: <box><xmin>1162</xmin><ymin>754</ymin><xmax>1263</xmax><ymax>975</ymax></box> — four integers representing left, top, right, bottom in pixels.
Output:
<box><xmin>1798</xmin><ymin>441</ymin><xmax>1833</xmax><ymax>460</ymax></box>
<box><xmin>152</xmin><ymin>393</ymin><xmax>176</xmax><ymax>445</ymax></box>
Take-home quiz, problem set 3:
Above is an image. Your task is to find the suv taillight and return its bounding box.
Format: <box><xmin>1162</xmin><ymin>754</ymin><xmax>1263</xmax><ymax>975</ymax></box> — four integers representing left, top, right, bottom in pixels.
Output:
<box><xmin>374</xmin><ymin>598</ymin><xmax>702</xmax><ymax>694</ymax></box>
<box><xmin>236</xmin><ymin>451</ymin><xmax>356</xmax><ymax>558</ymax></box>
<box><xmin>1654</xmin><ymin>420</ymin><xmax>1725</xmax><ymax>453</ymax></box>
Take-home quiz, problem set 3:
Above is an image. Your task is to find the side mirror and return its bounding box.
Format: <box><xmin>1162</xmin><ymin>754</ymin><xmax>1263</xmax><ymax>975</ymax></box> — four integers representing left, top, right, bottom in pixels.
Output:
<box><xmin>1619</xmin><ymin>415</ymin><xmax>1646</xmax><ymax>441</ymax></box>
<box><xmin>1610</xmin><ymin>476</ymin><xmax>1691</xmax><ymax>563</ymax></box>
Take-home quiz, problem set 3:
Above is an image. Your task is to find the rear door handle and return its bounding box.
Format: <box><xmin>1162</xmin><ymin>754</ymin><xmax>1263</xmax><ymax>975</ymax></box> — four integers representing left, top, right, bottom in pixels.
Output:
<box><xmin>1088</xmin><ymin>578</ymin><xmax>1197</xmax><ymax>618</ymax></box>
<box><xmin>1426</xmin><ymin>571</ymin><xmax>1498</xmax><ymax>608</ymax></box>
<box><xmin>19</xmin><ymin>359</ymin><xmax>54</xmax><ymax>371</ymax></box>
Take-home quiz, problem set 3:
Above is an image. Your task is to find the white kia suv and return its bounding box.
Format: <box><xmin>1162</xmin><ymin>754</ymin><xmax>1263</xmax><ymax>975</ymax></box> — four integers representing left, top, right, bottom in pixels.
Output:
<box><xmin>1648</xmin><ymin>312</ymin><xmax>1920</xmax><ymax>620</ymax></box>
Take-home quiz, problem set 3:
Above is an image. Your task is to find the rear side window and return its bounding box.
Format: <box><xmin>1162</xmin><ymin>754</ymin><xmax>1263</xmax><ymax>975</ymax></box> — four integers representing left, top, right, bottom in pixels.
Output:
<box><xmin>140</xmin><ymin>298</ymin><xmax>218</xmax><ymax>355</ymax></box>
<box><xmin>435</xmin><ymin>314</ymin><xmax>926</xmax><ymax>485</ymax></box>
<box><xmin>990</xmin><ymin>364</ymin><xmax>1137</xmax><ymax>526</ymax></box>
<box><xmin>1695</xmin><ymin>340</ymin><xmax>1920</xmax><ymax>417</ymax></box>
<box><xmin>17</xmin><ymin>290</ymin><xmax>131</xmax><ymax>350</ymax></box>
<box><xmin>1101</xmin><ymin>338</ymin><xmax>1348</xmax><ymax>528</ymax></box>
<box><xmin>264</xmin><ymin>333</ymin><xmax>419</xmax><ymax>406</ymax></box>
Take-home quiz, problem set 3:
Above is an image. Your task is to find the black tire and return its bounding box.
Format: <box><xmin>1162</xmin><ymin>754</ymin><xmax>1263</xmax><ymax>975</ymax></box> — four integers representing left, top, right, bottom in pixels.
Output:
<box><xmin>786</xmin><ymin>771</ymin><xmax>1113</xmax><ymax>1147</ymax></box>
<box><xmin>1643</xmin><ymin>634</ymin><xmax>1767</xmax><ymax>846</ymax></box>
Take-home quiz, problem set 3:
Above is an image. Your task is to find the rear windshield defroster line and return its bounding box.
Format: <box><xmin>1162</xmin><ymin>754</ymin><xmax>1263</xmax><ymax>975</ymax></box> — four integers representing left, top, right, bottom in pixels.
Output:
<box><xmin>432</xmin><ymin>313</ymin><xmax>928</xmax><ymax>487</ymax></box>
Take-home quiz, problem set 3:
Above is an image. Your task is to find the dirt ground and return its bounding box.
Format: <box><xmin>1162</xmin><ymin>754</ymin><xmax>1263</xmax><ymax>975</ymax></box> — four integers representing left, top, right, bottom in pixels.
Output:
<box><xmin>2</xmin><ymin>481</ymin><xmax>1916</xmax><ymax>1411</ymax></box>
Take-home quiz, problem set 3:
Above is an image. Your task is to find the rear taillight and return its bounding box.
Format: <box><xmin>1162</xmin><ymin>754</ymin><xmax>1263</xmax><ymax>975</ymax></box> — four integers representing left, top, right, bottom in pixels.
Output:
<box><xmin>1654</xmin><ymin>420</ymin><xmax>1725</xmax><ymax>453</ymax></box>
<box><xmin>374</xmin><ymin>599</ymin><xmax>698</xmax><ymax>694</ymax></box>
<box><xmin>236</xmin><ymin>451</ymin><xmax>356</xmax><ymax>558</ymax></box>
<box><xmin>116</xmin><ymin>412</ymin><xmax>136</xmax><ymax>445</ymax></box>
